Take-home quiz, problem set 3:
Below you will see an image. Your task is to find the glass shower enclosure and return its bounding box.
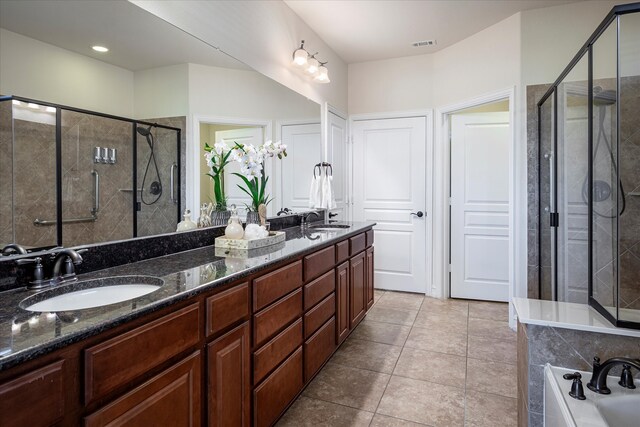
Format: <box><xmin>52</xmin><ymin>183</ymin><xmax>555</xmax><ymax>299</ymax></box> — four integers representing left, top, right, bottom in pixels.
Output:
<box><xmin>537</xmin><ymin>3</ymin><xmax>640</xmax><ymax>329</ymax></box>
<box><xmin>0</xmin><ymin>96</ymin><xmax>181</xmax><ymax>249</ymax></box>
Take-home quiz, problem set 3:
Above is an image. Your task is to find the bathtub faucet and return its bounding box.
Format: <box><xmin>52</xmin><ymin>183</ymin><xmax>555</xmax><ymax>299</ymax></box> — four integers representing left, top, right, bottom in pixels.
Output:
<box><xmin>587</xmin><ymin>356</ymin><xmax>640</xmax><ymax>394</ymax></box>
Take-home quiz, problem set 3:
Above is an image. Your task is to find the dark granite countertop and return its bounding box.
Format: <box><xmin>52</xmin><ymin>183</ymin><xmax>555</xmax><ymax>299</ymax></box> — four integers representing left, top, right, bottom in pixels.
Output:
<box><xmin>0</xmin><ymin>222</ymin><xmax>374</xmax><ymax>371</ymax></box>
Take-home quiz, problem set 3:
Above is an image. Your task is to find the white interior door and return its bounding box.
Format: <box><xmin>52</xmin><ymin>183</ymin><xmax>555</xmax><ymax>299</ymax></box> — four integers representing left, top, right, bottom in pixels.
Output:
<box><xmin>450</xmin><ymin>112</ymin><xmax>510</xmax><ymax>301</ymax></box>
<box><xmin>352</xmin><ymin>117</ymin><xmax>427</xmax><ymax>294</ymax></box>
<box><xmin>280</xmin><ymin>123</ymin><xmax>321</xmax><ymax>211</ymax></box>
<box><xmin>327</xmin><ymin>111</ymin><xmax>348</xmax><ymax>221</ymax></box>
<box><xmin>215</xmin><ymin>127</ymin><xmax>264</xmax><ymax>212</ymax></box>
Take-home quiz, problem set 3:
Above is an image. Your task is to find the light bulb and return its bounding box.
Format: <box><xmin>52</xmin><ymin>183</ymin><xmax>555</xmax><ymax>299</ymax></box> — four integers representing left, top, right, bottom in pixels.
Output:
<box><xmin>92</xmin><ymin>45</ymin><xmax>109</xmax><ymax>53</ymax></box>
<box><xmin>314</xmin><ymin>65</ymin><xmax>330</xmax><ymax>83</ymax></box>
<box><xmin>292</xmin><ymin>48</ymin><xmax>308</xmax><ymax>67</ymax></box>
<box><xmin>306</xmin><ymin>57</ymin><xmax>319</xmax><ymax>75</ymax></box>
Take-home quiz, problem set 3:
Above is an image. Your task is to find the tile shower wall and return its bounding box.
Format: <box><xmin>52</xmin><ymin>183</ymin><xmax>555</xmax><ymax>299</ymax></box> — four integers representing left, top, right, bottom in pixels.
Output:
<box><xmin>60</xmin><ymin>110</ymin><xmax>133</xmax><ymax>246</ymax></box>
<box><xmin>0</xmin><ymin>102</ymin><xmax>13</xmax><ymax>246</ymax></box>
<box><xmin>136</xmin><ymin>116</ymin><xmax>185</xmax><ymax>237</ymax></box>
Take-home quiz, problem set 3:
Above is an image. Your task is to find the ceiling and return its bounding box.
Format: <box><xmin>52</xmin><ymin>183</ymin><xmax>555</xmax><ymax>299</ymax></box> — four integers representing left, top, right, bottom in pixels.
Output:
<box><xmin>0</xmin><ymin>0</ymin><xmax>250</xmax><ymax>71</ymax></box>
<box><xmin>284</xmin><ymin>0</ymin><xmax>584</xmax><ymax>63</ymax></box>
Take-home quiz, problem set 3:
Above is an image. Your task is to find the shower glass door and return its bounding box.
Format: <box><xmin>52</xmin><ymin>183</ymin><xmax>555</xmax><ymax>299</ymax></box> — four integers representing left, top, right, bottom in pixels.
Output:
<box><xmin>538</xmin><ymin>92</ymin><xmax>555</xmax><ymax>300</ymax></box>
<box><xmin>136</xmin><ymin>124</ymin><xmax>180</xmax><ymax>237</ymax></box>
<box><xmin>60</xmin><ymin>110</ymin><xmax>133</xmax><ymax>247</ymax></box>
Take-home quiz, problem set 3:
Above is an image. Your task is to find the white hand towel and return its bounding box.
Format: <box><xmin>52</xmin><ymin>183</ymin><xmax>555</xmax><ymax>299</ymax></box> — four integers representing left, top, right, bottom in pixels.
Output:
<box><xmin>309</xmin><ymin>175</ymin><xmax>321</xmax><ymax>208</ymax></box>
<box><xmin>320</xmin><ymin>174</ymin><xmax>336</xmax><ymax>209</ymax></box>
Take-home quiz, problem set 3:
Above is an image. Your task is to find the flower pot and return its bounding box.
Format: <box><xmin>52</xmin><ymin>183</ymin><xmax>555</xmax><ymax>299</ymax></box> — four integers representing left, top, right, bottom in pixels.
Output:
<box><xmin>210</xmin><ymin>210</ymin><xmax>231</xmax><ymax>226</ymax></box>
<box><xmin>246</xmin><ymin>211</ymin><xmax>260</xmax><ymax>225</ymax></box>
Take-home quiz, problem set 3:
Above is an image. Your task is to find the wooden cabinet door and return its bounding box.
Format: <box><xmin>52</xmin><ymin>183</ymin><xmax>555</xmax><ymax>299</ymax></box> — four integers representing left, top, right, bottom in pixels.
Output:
<box><xmin>208</xmin><ymin>322</ymin><xmax>250</xmax><ymax>427</ymax></box>
<box><xmin>366</xmin><ymin>247</ymin><xmax>375</xmax><ymax>310</ymax></box>
<box><xmin>84</xmin><ymin>352</ymin><xmax>201</xmax><ymax>427</ymax></box>
<box><xmin>336</xmin><ymin>261</ymin><xmax>350</xmax><ymax>344</ymax></box>
<box><xmin>349</xmin><ymin>252</ymin><xmax>366</xmax><ymax>329</ymax></box>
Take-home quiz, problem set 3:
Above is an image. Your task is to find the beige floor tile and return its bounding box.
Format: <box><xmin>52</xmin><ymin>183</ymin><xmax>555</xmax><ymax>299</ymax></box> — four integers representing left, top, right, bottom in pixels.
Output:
<box><xmin>466</xmin><ymin>358</ymin><xmax>517</xmax><ymax>398</ymax></box>
<box><xmin>376</xmin><ymin>292</ymin><xmax>425</xmax><ymax>311</ymax></box>
<box><xmin>468</xmin><ymin>318</ymin><xmax>516</xmax><ymax>342</ymax></box>
<box><xmin>331</xmin><ymin>338</ymin><xmax>402</xmax><ymax>374</ymax></box>
<box><xmin>374</xmin><ymin>289</ymin><xmax>387</xmax><ymax>302</ymax></box>
<box><xmin>303</xmin><ymin>363</ymin><xmax>390</xmax><ymax>411</ymax></box>
<box><xmin>393</xmin><ymin>347</ymin><xmax>466</xmax><ymax>387</ymax></box>
<box><xmin>468</xmin><ymin>301</ymin><xmax>509</xmax><ymax>321</ymax></box>
<box><xmin>421</xmin><ymin>297</ymin><xmax>469</xmax><ymax>314</ymax></box>
<box><xmin>467</xmin><ymin>335</ymin><xmax>516</xmax><ymax>364</ymax></box>
<box><xmin>351</xmin><ymin>320</ymin><xmax>411</xmax><ymax>346</ymax></box>
<box><xmin>370</xmin><ymin>414</ymin><xmax>428</xmax><ymax>426</ymax></box>
<box><xmin>276</xmin><ymin>396</ymin><xmax>374</xmax><ymax>427</ymax></box>
<box><xmin>404</xmin><ymin>325</ymin><xmax>467</xmax><ymax>356</ymax></box>
<box><xmin>365</xmin><ymin>306</ymin><xmax>418</xmax><ymax>326</ymax></box>
<box><xmin>377</xmin><ymin>376</ymin><xmax>465</xmax><ymax>426</ymax></box>
<box><xmin>413</xmin><ymin>310</ymin><xmax>468</xmax><ymax>334</ymax></box>
<box><xmin>465</xmin><ymin>391</ymin><xmax>518</xmax><ymax>427</ymax></box>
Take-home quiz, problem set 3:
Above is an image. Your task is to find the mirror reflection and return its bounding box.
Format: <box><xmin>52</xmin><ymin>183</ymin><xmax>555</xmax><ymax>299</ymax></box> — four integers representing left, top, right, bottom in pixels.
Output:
<box><xmin>0</xmin><ymin>0</ymin><xmax>321</xmax><ymax>255</ymax></box>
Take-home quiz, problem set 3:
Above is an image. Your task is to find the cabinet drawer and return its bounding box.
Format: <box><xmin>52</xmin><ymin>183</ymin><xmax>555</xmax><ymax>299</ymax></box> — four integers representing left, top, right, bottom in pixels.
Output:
<box><xmin>336</xmin><ymin>240</ymin><xmax>350</xmax><ymax>264</ymax></box>
<box><xmin>350</xmin><ymin>233</ymin><xmax>366</xmax><ymax>256</ymax></box>
<box><xmin>253</xmin><ymin>261</ymin><xmax>302</xmax><ymax>311</ymax></box>
<box><xmin>304</xmin><ymin>293</ymin><xmax>335</xmax><ymax>338</ymax></box>
<box><xmin>253</xmin><ymin>288</ymin><xmax>302</xmax><ymax>347</ymax></box>
<box><xmin>253</xmin><ymin>347</ymin><xmax>303</xmax><ymax>427</ymax></box>
<box><xmin>304</xmin><ymin>269</ymin><xmax>335</xmax><ymax>310</ymax></box>
<box><xmin>206</xmin><ymin>282</ymin><xmax>250</xmax><ymax>337</ymax></box>
<box><xmin>0</xmin><ymin>360</ymin><xmax>65</xmax><ymax>427</ymax></box>
<box><xmin>304</xmin><ymin>317</ymin><xmax>336</xmax><ymax>382</ymax></box>
<box><xmin>84</xmin><ymin>303</ymin><xmax>200</xmax><ymax>404</ymax></box>
<box><xmin>366</xmin><ymin>229</ymin><xmax>374</xmax><ymax>248</ymax></box>
<box><xmin>85</xmin><ymin>351</ymin><xmax>201</xmax><ymax>427</ymax></box>
<box><xmin>304</xmin><ymin>245</ymin><xmax>336</xmax><ymax>281</ymax></box>
<box><xmin>253</xmin><ymin>319</ymin><xmax>303</xmax><ymax>385</ymax></box>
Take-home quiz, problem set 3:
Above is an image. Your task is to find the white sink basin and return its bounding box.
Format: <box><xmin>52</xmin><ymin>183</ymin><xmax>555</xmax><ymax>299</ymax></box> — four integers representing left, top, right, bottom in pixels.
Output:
<box><xmin>596</xmin><ymin>395</ymin><xmax>640</xmax><ymax>426</ymax></box>
<box><xmin>20</xmin><ymin>276</ymin><xmax>164</xmax><ymax>312</ymax></box>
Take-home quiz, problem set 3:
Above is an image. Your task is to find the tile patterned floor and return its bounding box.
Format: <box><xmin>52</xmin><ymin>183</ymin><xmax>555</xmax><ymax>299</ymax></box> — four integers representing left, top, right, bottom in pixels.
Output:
<box><xmin>277</xmin><ymin>290</ymin><xmax>517</xmax><ymax>427</ymax></box>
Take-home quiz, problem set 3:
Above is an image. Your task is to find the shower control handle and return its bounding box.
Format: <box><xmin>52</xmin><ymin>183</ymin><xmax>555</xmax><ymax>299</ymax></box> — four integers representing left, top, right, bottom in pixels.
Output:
<box><xmin>170</xmin><ymin>163</ymin><xmax>177</xmax><ymax>204</ymax></box>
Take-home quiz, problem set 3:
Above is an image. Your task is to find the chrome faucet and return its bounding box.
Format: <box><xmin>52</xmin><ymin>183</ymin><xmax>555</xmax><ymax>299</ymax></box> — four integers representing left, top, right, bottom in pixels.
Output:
<box><xmin>1</xmin><ymin>243</ymin><xmax>28</xmax><ymax>256</ymax></box>
<box><xmin>299</xmin><ymin>211</ymin><xmax>320</xmax><ymax>226</ymax></box>
<box><xmin>587</xmin><ymin>356</ymin><xmax>640</xmax><ymax>394</ymax></box>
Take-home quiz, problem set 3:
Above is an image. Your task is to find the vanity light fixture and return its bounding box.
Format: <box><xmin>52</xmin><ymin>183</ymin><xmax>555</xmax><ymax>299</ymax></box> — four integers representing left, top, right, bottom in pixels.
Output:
<box><xmin>314</xmin><ymin>62</ymin><xmax>330</xmax><ymax>83</ymax></box>
<box><xmin>292</xmin><ymin>40</ymin><xmax>330</xmax><ymax>84</ymax></box>
<box><xmin>292</xmin><ymin>40</ymin><xmax>308</xmax><ymax>66</ymax></box>
<box><xmin>92</xmin><ymin>45</ymin><xmax>109</xmax><ymax>53</ymax></box>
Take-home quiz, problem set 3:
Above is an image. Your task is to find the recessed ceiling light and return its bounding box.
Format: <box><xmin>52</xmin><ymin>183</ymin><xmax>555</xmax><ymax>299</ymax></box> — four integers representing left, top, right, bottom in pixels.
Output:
<box><xmin>92</xmin><ymin>45</ymin><xmax>109</xmax><ymax>53</ymax></box>
<box><xmin>412</xmin><ymin>40</ymin><xmax>437</xmax><ymax>47</ymax></box>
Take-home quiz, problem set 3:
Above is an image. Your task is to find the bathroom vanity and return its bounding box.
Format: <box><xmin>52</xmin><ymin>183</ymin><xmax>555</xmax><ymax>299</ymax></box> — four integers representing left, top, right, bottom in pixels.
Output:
<box><xmin>0</xmin><ymin>222</ymin><xmax>375</xmax><ymax>426</ymax></box>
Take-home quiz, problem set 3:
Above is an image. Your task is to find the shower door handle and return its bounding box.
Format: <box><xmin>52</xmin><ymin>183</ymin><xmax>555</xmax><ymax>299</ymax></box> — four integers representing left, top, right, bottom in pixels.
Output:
<box><xmin>170</xmin><ymin>163</ymin><xmax>177</xmax><ymax>204</ymax></box>
<box><xmin>91</xmin><ymin>170</ymin><xmax>100</xmax><ymax>214</ymax></box>
<box><xmin>545</xmin><ymin>152</ymin><xmax>556</xmax><ymax>227</ymax></box>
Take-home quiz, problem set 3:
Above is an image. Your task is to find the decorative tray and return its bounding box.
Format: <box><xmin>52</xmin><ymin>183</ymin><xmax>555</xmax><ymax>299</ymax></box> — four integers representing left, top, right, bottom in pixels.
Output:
<box><xmin>214</xmin><ymin>231</ymin><xmax>286</xmax><ymax>250</ymax></box>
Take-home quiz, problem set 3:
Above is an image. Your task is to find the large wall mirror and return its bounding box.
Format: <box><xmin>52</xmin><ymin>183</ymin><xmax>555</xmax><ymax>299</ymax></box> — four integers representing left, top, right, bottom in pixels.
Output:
<box><xmin>0</xmin><ymin>0</ymin><xmax>321</xmax><ymax>256</ymax></box>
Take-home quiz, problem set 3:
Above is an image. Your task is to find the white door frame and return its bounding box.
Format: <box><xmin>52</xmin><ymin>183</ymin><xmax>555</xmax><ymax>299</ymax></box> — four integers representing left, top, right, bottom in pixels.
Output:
<box><xmin>434</xmin><ymin>87</ymin><xmax>517</xmax><ymax>323</ymax></box>
<box><xmin>190</xmin><ymin>115</ymin><xmax>272</xmax><ymax>216</ymax></box>
<box><xmin>275</xmin><ymin>119</ymin><xmax>321</xmax><ymax>211</ymax></box>
<box><xmin>349</xmin><ymin>110</ymin><xmax>434</xmax><ymax>296</ymax></box>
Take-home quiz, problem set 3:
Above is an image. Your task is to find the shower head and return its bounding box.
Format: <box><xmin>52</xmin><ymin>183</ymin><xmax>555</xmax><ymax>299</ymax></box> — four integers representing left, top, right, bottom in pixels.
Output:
<box><xmin>593</xmin><ymin>87</ymin><xmax>617</xmax><ymax>106</ymax></box>
<box><xmin>136</xmin><ymin>126</ymin><xmax>152</xmax><ymax>137</ymax></box>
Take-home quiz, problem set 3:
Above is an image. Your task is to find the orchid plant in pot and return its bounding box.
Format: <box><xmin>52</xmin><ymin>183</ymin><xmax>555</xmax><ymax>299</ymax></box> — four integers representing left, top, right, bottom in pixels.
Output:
<box><xmin>203</xmin><ymin>140</ymin><xmax>233</xmax><ymax>225</ymax></box>
<box><xmin>230</xmin><ymin>140</ymin><xmax>287</xmax><ymax>224</ymax></box>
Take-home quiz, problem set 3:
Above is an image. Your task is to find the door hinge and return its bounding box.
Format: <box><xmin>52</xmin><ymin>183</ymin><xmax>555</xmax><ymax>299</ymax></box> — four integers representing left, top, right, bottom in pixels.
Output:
<box><xmin>550</xmin><ymin>212</ymin><xmax>559</xmax><ymax>227</ymax></box>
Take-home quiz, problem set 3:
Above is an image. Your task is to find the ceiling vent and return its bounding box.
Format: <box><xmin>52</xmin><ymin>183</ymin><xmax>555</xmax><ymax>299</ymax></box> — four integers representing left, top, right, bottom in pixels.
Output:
<box><xmin>412</xmin><ymin>40</ymin><xmax>436</xmax><ymax>47</ymax></box>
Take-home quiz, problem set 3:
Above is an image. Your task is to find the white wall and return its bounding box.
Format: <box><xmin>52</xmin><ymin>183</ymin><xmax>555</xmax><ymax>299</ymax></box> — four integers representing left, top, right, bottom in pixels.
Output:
<box><xmin>134</xmin><ymin>64</ymin><xmax>189</xmax><ymax>119</ymax></box>
<box><xmin>0</xmin><ymin>28</ymin><xmax>134</xmax><ymax>117</ymax></box>
<box><xmin>130</xmin><ymin>0</ymin><xmax>348</xmax><ymax>112</ymax></box>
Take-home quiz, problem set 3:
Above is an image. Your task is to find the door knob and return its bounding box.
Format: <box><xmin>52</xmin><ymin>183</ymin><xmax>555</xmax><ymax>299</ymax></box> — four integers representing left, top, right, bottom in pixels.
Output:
<box><xmin>411</xmin><ymin>211</ymin><xmax>424</xmax><ymax>218</ymax></box>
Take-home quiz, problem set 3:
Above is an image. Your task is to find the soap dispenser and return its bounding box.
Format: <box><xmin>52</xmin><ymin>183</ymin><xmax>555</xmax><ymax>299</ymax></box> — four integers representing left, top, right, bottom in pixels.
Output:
<box><xmin>224</xmin><ymin>204</ymin><xmax>244</xmax><ymax>239</ymax></box>
<box><xmin>177</xmin><ymin>209</ymin><xmax>197</xmax><ymax>232</ymax></box>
